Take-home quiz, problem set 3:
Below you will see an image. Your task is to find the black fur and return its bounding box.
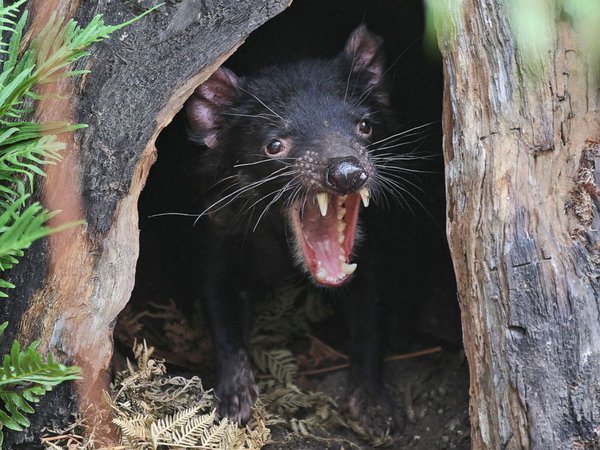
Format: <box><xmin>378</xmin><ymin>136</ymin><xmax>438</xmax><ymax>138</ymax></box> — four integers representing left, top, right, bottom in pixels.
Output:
<box><xmin>184</xmin><ymin>26</ymin><xmax>398</xmax><ymax>436</ymax></box>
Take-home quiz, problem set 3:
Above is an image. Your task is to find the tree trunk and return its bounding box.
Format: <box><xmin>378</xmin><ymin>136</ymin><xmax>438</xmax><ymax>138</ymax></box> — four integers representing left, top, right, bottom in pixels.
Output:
<box><xmin>2</xmin><ymin>0</ymin><xmax>289</xmax><ymax>446</ymax></box>
<box><xmin>439</xmin><ymin>1</ymin><xmax>600</xmax><ymax>449</ymax></box>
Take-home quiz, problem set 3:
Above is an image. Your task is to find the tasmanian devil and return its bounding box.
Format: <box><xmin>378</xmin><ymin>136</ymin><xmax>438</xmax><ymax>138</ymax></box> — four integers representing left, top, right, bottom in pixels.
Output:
<box><xmin>184</xmin><ymin>25</ymin><xmax>401</xmax><ymax>436</ymax></box>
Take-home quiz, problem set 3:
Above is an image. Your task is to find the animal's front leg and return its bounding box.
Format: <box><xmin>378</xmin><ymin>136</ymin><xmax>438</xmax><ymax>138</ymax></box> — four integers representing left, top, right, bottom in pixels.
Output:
<box><xmin>202</xmin><ymin>278</ymin><xmax>258</xmax><ymax>424</ymax></box>
<box><xmin>340</xmin><ymin>273</ymin><xmax>398</xmax><ymax>438</ymax></box>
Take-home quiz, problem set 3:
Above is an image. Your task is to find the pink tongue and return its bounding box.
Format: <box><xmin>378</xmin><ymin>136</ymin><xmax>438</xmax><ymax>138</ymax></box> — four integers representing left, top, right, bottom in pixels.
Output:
<box><xmin>302</xmin><ymin>199</ymin><xmax>345</xmax><ymax>277</ymax></box>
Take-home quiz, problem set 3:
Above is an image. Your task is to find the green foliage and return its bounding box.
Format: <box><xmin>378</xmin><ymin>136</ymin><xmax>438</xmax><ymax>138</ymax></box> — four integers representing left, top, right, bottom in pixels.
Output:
<box><xmin>561</xmin><ymin>0</ymin><xmax>600</xmax><ymax>73</ymax></box>
<box><xmin>0</xmin><ymin>2</ymin><xmax>161</xmax><ymax>295</ymax></box>
<box><xmin>0</xmin><ymin>322</ymin><xmax>81</xmax><ymax>446</ymax></box>
<box><xmin>423</xmin><ymin>0</ymin><xmax>459</xmax><ymax>55</ymax></box>
<box><xmin>424</xmin><ymin>0</ymin><xmax>600</xmax><ymax>75</ymax></box>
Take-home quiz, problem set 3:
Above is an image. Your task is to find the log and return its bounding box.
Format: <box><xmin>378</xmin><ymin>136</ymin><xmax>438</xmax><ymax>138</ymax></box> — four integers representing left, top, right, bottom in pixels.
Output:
<box><xmin>1</xmin><ymin>0</ymin><xmax>290</xmax><ymax>446</ymax></box>
<box><xmin>439</xmin><ymin>2</ymin><xmax>600</xmax><ymax>448</ymax></box>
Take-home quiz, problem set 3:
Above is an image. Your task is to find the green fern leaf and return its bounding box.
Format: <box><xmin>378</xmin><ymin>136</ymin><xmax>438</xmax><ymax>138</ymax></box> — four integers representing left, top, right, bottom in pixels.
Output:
<box><xmin>4</xmin><ymin>400</ymin><xmax>28</xmax><ymax>428</ymax></box>
<box><xmin>0</xmin><ymin>408</ymin><xmax>21</xmax><ymax>431</ymax></box>
<box><xmin>1</xmin><ymin>391</ymin><xmax>33</xmax><ymax>415</ymax></box>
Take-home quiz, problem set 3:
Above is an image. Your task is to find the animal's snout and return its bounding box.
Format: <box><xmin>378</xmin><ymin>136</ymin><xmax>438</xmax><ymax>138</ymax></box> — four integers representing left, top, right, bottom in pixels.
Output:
<box><xmin>325</xmin><ymin>156</ymin><xmax>368</xmax><ymax>193</ymax></box>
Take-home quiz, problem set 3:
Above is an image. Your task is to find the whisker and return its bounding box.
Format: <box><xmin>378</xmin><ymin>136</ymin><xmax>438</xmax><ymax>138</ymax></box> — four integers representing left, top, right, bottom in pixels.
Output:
<box><xmin>238</xmin><ymin>86</ymin><xmax>285</xmax><ymax>122</ymax></box>
<box><xmin>378</xmin><ymin>165</ymin><xmax>438</xmax><ymax>175</ymax></box>
<box><xmin>375</xmin><ymin>175</ymin><xmax>416</xmax><ymax>214</ymax></box>
<box><xmin>234</xmin><ymin>158</ymin><xmax>294</xmax><ymax>168</ymax></box>
<box><xmin>344</xmin><ymin>33</ymin><xmax>360</xmax><ymax>103</ymax></box>
<box><xmin>193</xmin><ymin>168</ymin><xmax>296</xmax><ymax>225</ymax></box>
<box><xmin>222</xmin><ymin>112</ymin><xmax>279</xmax><ymax>120</ymax></box>
<box><xmin>371</xmin><ymin>150</ymin><xmax>437</xmax><ymax>161</ymax></box>
<box><xmin>368</xmin><ymin>122</ymin><xmax>438</xmax><ymax>147</ymax></box>
<box><xmin>372</xmin><ymin>136</ymin><xmax>433</xmax><ymax>152</ymax></box>
<box><xmin>241</xmin><ymin>175</ymin><xmax>299</xmax><ymax>217</ymax></box>
<box><xmin>252</xmin><ymin>180</ymin><xmax>298</xmax><ymax>232</ymax></box>
<box><xmin>206</xmin><ymin>174</ymin><xmax>243</xmax><ymax>192</ymax></box>
<box><xmin>148</xmin><ymin>211</ymin><xmax>202</xmax><ymax>218</ymax></box>
<box><xmin>351</xmin><ymin>37</ymin><xmax>422</xmax><ymax>111</ymax></box>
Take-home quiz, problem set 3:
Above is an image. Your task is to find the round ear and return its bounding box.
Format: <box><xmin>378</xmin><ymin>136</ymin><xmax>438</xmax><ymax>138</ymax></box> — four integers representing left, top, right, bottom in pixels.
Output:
<box><xmin>186</xmin><ymin>67</ymin><xmax>239</xmax><ymax>148</ymax></box>
<box><xmin>343</xmin><ymin>25</ymin><xmax>386</xmax><ymax>88</ymax></box>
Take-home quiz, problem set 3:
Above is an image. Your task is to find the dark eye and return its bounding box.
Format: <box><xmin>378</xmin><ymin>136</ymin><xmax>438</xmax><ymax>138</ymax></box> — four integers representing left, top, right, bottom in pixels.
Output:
<box><xmin>265</xmin><ymin>139</ymin><xmax>285</xmax><ymax>156</ymax></box>
<box><xmin>358</xmin><ymin>119</ymin><xmax>372</xmax><ymax>136</ymax></box>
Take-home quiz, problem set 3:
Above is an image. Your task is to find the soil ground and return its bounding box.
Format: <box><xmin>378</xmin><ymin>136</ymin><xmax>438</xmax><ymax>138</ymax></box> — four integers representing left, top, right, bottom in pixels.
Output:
<box><xmin>264</xmin><ymin>348</ymin><xmax>470</xmax><ymax>450</ymax></box>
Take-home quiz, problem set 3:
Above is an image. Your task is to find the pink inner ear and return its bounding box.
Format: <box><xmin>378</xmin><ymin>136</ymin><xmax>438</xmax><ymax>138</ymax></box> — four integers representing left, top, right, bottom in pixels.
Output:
<box><xmin>186</xmin><ymin>100</ymin><xmax>219</xmax><ymax>148</ymax></box>
<box><xmin>204</xmin><ymin>133</ymin><xmax>218</xmax><ymax>148</ymax></box>
<box><xmin>199</xmin><ymin>67</ymin><xmax>239</xmax><ymax>104</ymax></box>
<box><xmin>344</xmin><ymin>25</ymin><xmax>385</xmax><ymax>86</ymax></box>
<box><xmin>186</xmin><ymin>67</ymin><xmax>239</xmax><ymax>148</ymax></box>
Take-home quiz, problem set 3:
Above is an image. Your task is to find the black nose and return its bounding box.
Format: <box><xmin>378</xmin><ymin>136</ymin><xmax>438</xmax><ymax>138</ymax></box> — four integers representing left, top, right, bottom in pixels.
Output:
<box><xmin>325</xmin><ymin>156</ymin><xmax>368</xmax><ymax>193</ymax></box>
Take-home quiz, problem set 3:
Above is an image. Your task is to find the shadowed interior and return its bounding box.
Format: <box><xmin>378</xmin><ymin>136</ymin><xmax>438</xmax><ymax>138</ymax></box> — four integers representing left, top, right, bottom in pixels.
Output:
<box><xmin>123</xmin><ymin>0</ymin><xmax>466</xmax><ymax>447</ymax></box>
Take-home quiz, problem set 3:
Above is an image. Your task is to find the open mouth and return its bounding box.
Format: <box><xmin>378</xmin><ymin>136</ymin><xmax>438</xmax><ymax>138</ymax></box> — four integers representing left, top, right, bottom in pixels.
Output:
<box><xmin>291</xmin><ymin>189</ymin><xmax>370</xmax><ymax>286</ymax></box>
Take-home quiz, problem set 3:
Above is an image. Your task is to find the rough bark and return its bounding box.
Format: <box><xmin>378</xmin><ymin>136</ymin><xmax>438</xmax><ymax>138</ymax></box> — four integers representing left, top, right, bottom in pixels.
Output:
<box><xmin>440</xmin><ymin>1</ymin><xmax>600</xmax><ymax>449</ymax></box>
<box><xmin>2</xmin><ymin>0</ymin><xmax>290</xmax><ymax>446</ymax></box>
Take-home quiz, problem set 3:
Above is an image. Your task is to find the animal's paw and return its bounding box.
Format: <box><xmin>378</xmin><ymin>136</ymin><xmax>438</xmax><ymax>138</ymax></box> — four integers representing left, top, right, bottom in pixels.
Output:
<box><xmin>347</xmin><ymin>383</ymin><xmax>400</xmax><ymax>445</ymax></box>
<box><xmin>216</xmin><ymin>352</ymin><xmax>259</xmax><ymax>424</ymax></box>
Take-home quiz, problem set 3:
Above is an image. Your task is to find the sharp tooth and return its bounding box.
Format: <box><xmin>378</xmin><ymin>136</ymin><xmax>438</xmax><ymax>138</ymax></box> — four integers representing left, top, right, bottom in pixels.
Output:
<box><xmin>337</xmin><ymin>207</ymin><xmax>346</xmax><ymax>220</ymax></box>
<box><xmin>341</xmin><ymin>263</ymin><xmax>357</xmax><ymax>275</ymax></box>
<box><xmin>359</xmin><ymin>188</ymin><xmax>370</xmax><ymax>208</ymax></box>
<box><xmin>316</xmin><ymin>192</ymin><xmax>330</xmax><ymax>216</ymax></box>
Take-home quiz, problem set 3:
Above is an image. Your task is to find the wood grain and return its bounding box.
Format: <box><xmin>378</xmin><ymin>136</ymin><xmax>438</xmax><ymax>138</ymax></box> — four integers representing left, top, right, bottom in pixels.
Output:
<box><xmin>439</xmin><ymin>2</ymin><xmax>600</xmax><ymax>448</ymax></box>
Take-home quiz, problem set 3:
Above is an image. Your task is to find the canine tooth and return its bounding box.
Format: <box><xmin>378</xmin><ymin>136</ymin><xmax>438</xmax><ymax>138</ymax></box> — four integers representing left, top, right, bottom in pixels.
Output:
<box><xmin>337</xmin><ymin>207</ymin><xmax>346</xmax><ymax>220</ymax></box>
<box><xmin>341</xmin><ymin>263</ymin><xmax>357</xmax><ymax>275</ymax></box>
<box><xmin>316</xmin><ymin>192</ymin><xmax>330</xmax><ymax>216</ymax></box>
<box><xmin>359</xmin><ymin>188</ymin><xmax>370</xmax><ymax>208</ymax></box>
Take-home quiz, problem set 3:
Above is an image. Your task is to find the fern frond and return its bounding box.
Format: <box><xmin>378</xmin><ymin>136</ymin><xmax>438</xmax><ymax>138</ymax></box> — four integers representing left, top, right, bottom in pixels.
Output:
<box><xmin>149</xmin><ymin>405</ymin><xmax>202</xmax><ymax>443</ymax></box>
<box><xmin>0</xmin><ymin>134</ymin><xmax>65</xmax><ymax>202</ymax></box>
<box><xmin>0</xmin><ymin>322</ymin><xmax>81</xmax><ymax>441</ymax></box>
<box><xmin>158</xmin><ymin>411</ymin><xmax>216</xmax><ymax>448</ymax></box>
<box><xmin>252</xmin><ymin>348</ymin><xmax>298</xmax><ymax>384</ymax></box>
<box><xmin>113</xmin><ymin>413</ymin><xmax>151</xmax><ymax>443</ymax></box>
<box><xmin>0</xmin><ymin>197</ymin><xmax>51</xmax><ymax>292</ymax></box>
<box><xmin>198</xmin><ymin>417</ymin><xmax>232</xmax><ymax>449</ymax></box>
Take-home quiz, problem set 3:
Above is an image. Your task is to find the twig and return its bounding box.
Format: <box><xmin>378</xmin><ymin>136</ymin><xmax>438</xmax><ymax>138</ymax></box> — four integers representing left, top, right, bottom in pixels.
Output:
<box><xmin>256</xmin><ymin>345</ymin><xmax>443</xmax><ymax>379</ymax></box>
<box><xmin>292</xmin><ymin>346</ymin><xmax>444</xmax><ymax>377</ymax></box>
<box><xmin>384</xmin><ymin>346</ymin><xmax>443</xmax><ymax>362</ymax></box>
